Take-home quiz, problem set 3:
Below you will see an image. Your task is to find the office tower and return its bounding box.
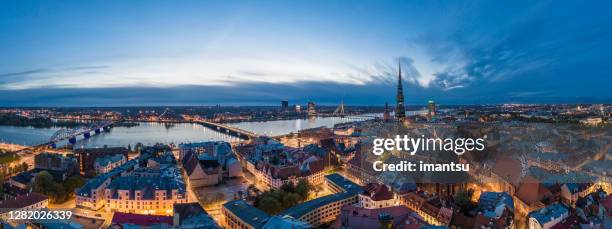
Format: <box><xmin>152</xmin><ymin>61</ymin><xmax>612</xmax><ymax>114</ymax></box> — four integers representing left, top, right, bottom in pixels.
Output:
<box><xmin>281</xmin><ymin>100</ymin><xmax>289</xmax><ymax>111</ymax></box>
<box><xmin>428</xmin><ymin>100</ymin><xmax>436</xmax><ymax>121</ymax></box>
<box><xmin>307</xmin><ymin>101</ymin><xmax>317</xmax><ymax>117</ymax></box>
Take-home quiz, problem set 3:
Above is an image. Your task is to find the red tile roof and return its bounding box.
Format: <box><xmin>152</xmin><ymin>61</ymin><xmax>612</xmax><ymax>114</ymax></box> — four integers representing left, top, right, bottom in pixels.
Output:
<box><xmin>364</xmin><ymin>183</ymin><xmax>394</xmax><ymax>201</ymax></box>
<box><xmin>516</xmin><ymin>176</ymin><xmax>546</xmax><ymax>205</ymax></box>
<box><xmin>332</xmin><ymin>205</ymin><xmax>425</xmax><ymax>229</ymax></box>
<box><xmin>0</xmin><ymin>192</ymin><xmax>48</xmax><ymax>213</ymax></box>
<box><xmin>492</xmin><ymin>157</ymin><xmax>524</xmax><ymax>186</ymax></box>
<box><xmin>111</xmin><ymin>212</ymin><xmax>173</xmax><ymax>226</ymax></box>
<box><xmin>603</xmin><ymin>195</ymin><xmax>612</xmax><ymax>214</ymax></box>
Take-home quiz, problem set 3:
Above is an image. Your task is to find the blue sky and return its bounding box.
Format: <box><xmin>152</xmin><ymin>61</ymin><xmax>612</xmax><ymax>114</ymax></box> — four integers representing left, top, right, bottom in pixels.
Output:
<box><xmin>1</xmin><ymin>0</ymin><xmax>611</xmax><ymax>106</ymax></box>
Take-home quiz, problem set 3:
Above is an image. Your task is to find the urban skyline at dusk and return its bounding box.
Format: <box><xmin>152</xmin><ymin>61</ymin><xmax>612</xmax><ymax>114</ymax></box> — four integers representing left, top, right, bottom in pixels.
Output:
<box><xmin>1</xmin><ymin>0</ymin><xmax>611</xmax><ymax>106</ymax></box>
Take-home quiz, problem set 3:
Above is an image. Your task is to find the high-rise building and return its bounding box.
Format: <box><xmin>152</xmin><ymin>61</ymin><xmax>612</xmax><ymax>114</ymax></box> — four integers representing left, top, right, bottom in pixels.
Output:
<box><xmin>307</xmin><ymin>101</ymin><xmax>317</xmax><ymax>117</ymax></box>
<box><xmin>428</xmin><ymin>100</ymin><xmax>436</xmax><ymax>121</ymax></box>
<box><xmin>395</xmin><ymin>61</ymin><xmax>406</xmax><ymax>120</ymax></box>
<box><xmin>295</xmin><ymin>105</ymin><xmax>301</xmax><ymax>112</ymax></box>
<box><xmin>281</xmin><ymin>100</ymin><xmax>289</xmax><ymax>111</ymax></box>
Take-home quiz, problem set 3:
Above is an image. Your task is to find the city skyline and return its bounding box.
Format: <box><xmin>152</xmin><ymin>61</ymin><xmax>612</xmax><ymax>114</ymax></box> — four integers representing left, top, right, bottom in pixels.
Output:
<box><xmin>1</xmin><ymin>1</ymin><xmax>612</xmax><ymax>106</ymax></box>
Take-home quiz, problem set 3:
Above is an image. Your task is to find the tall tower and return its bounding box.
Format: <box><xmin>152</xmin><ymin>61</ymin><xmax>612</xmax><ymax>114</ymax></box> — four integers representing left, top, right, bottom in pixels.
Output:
<box><xmin>307</xmin><ymin>101</ymin><xmax>317</xmax><ymax>117</ymax></box>
<box><xmin>428</xmin><ymin>100</ymin><xmax>436</xmax><ymax>121</ymax></box>
<box><xmin>395</xmin><ymin>61</ymin><xmax>406</xmax><ymax>120</ymax></box>
<box><xmin>383</xmin><ymin>102</ymin><xmax>390</xmax><ymax>121</ymax></box>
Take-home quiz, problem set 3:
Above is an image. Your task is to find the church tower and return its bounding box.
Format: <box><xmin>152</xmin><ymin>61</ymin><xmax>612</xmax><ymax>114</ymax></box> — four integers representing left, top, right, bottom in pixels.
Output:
<box><xmin>395</xmin><ymin>61</ymin><xmax>406</xmax><ymax>120</ymax></box>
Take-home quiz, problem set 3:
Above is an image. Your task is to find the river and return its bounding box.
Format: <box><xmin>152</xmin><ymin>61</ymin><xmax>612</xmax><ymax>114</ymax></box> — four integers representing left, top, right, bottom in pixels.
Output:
<box><xmin>0</xmin><ymin>115</ymin><xmax>378</xmax><ymax>148</ymax></box>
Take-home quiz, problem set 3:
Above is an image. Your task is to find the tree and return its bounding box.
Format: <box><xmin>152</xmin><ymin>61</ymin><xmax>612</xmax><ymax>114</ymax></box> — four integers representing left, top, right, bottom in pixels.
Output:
<box><xmin>280</xmin><ymin>182</ymin><xmax>295</xmax><ymax>193</ymax></box>
<box><xmin>257</xmin><ymin>195</ymin><xmax>283</xmax><ymax>215</ymax></box>
<box><xmin>254</xmin><ymin>180</ymin><xmax>313</xmax><ymax>214</ymax></box>
<box><xmin>32</xmin><ymin>171</ymin><xmax>68</xmax><ymax>203</ymax></box>
<box><xmin>454</xmin><ymin>189</ymin><xmax>476</xmax><ymax>212</ymax></box>
<box><xmin>63</xmin><ymin>175</ymin><xmax>86</xmax><ymax>196</ymax></box>
<box><xmin>20</xmin><ymin>162</ymin><xmax>28</xmax><ymax>172</ymax></box>
<box><xmin>295</xmin><ymin>179</ymin><xmax>311</xmax><ymax>201</ymax></box>
<box><xmin>280</xmin><ymin>192</ymin><xmax>301</xmax><ymax>209</ymax></box>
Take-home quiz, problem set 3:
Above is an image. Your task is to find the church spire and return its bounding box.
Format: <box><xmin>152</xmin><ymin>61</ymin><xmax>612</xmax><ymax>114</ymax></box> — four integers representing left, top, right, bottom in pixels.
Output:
<box><xmin>395</xmin><ymin>60</ymin><xmax>406</xmax><ymax>120</ymax></box>
<box><xmin>398</xmin><ymin>61</ymin><xmax>402</xmax><ymax>83</ymax></box>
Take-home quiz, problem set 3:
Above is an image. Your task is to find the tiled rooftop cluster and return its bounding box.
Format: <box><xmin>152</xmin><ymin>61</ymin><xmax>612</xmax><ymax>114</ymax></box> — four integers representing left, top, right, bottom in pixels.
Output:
<box><xmin>105</xmin><ymin>167</ymin><xmax>186</xmax><ymax>200</ymax></box>
<box><xmin>236</xmin><ymin>137</ymin><xmax>330</xmax><ymax>180</ymax></box>
<box><xmin>77</xmin><ymin>158</ymin><xmax>138</xmax><ymax>197</ymax></box>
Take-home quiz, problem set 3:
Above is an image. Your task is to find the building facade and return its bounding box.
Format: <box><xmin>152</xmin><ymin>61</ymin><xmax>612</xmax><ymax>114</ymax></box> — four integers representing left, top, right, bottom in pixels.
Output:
<box><xmin>94</xmin><ymin>154</ymin><xmax>126</xmax><ymax>174</ymax></box>
<box><xmin>358</xmin><ymin>183</ymin><xmax>398</xmax><ymax>209</ymax></box>
<box><xmin>104</xmin><ymin>168</ymin><xmax>188</xmax><ymax>215</ymax></box>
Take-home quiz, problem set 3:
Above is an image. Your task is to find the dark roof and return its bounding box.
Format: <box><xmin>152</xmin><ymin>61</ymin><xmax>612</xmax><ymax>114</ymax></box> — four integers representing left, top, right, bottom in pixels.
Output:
<box><xmin>10</xmin><ymin>171</ymin><xmax>33</xmax><ymax>184</ymax></box>
<box><xmin>319</xmin><ymin>138</ymin><xmax>342</xmax><ymax>154</ymax></box>
<box><xmin>111</xmin><ymin>212</ymin><xmax>173</xmax><ymax>226</ymax></box>
<box><xmin>281</xmin><ymin>191</ymin><xmax>356</xmax><ymax>219</ymax></box>
<box><xmin>325</xmin><ymin>173</ymin><xmax>363</xmax><ymax>193</ymax></box>
<box><xmin>1</xmin><ymin>183</ymin><xmax>28</xmax><ymax>197</ymax></box>
<box><xmin>31</xmin><ymin>168</ymin><xmax>66</xmax><ymax>182</ymax></box>
<box><xmin>106</xmin><ymin>172</ymin><xmax>186</xmax><ymax>200</ymax></box>
<box><xmin>0</xmin><ymin>192</ymin><xmax>48</xmax><ymax>213</ymax></box>
<box><xmin>280</xmin><ymin>174</ymin><xmax>363</xmax><ymax>219</ymax></box>
<box><xmin>183</xmin><ymin>153</ymin><xmax>199</xmax><ymax>176</ymax></box>
<box><xmin>223</xmin><ymin>200</ymin><xmax>270</xmax><ymax>229</ymax></box>
<box><xmin>173</xmin><ymin>202</ymin><xmax>208</xmax><ymax>223</ymax></box>
<box><xmin>199</xmin><ymin>159</ymin><xmax>220</xmax><ymax>169</ymax></box>
<box><xmin>182</xmin><ymin>150</ymin><xmax>195</xmax><ymax>165</ymax></box>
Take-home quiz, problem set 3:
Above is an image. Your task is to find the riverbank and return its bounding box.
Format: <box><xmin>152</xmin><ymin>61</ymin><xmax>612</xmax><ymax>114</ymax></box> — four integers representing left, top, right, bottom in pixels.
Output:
<box><xmin>0</xmin><ymin>114</ymin><xmax>82</xmax><ymax>128</ymax></box>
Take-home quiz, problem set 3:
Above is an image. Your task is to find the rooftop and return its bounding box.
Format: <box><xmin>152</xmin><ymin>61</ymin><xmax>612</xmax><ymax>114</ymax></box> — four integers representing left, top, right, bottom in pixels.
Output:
<box><xmin>111</xmin><ymin>212</ymin><xmax>173</xmax><ymax>226</ymax></box>
<box><xmin>477</xmin><ymin>192</ymin><xmax>514</xmax><ymax>218</ymax></box>
<box><xmin>280</xmin><ymin>191</ymin><xmax>356</xmax><ymax>219</ymax></box>
<box><xmin>10</xmin><ymin>171</ymin><xmax>33</xmax><ymax>184</ymax></box>
<box><xmin>325</xmin><ymin>173</ymin><xmax>364</xmax><ymax>194</ymax></box>
<box><xmin>173</xmin><ymin>202</ymin><xmax>220</xmax><ymax>228</ymax></box>
<box><xmin>528</xmin><ymin>203</ymin><xmax>568</xmax><ymax>225</ymax></box>
<box><xmin>0</xmin><ymin>192</ymin><xmax>48</xmax><ymax>213</ymax></box>
<box><xmin>94</xmin><ymin>154</ymin><xmax>124</xmax><ymax>167</ymax></box>
<box><xmin>77</xmin><ymin>158</ymin><xmax>138</xmax><ymax>197</ymax></box>
<box><xmin>362</xmin><ymin>183</ymin><xmax>394</xmax><ymax>201</ymax></box>
<box><xmin>263</xmin><ymin>215</ymin><xmax>311</xmax><ymax>229</ymax></box>
<box><xmin>332</xmin><ymin>205</ymin><xmax>425</xmax><ymax>229</ymax></box>
<box><xmin>106</xmin><ymin>168</ymin><xmax>185</xmax><ymax>200</ymax></box>
<box><xmin>223</xmin><ymin>200</ymin><xmax>271</xmax><ymax>229</ymax></box>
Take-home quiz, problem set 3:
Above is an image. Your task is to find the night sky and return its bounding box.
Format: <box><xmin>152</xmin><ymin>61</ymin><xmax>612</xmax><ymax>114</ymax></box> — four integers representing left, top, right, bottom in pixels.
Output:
<box><xmin>1</xmin><ymin>1</ymin><xmax>611</xmax><ymax>106</ymax></box>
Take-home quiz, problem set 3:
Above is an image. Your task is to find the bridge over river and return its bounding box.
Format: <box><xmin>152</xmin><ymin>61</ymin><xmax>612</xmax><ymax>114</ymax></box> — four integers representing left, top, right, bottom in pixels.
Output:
<box><xmin>11</xmin><ymin>121</ymin><xmax>117</xmax><ymax>154</ymax></box>
<box><xmin>190</xmin><ymin>119</ymin><xmax>260</xmax><ymax>140</ymax></box>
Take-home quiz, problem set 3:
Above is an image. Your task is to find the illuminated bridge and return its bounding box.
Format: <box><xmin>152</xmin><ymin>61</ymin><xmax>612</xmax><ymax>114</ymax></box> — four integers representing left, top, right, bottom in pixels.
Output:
<box><xmin>47</xmin><ymin>121</ymin><xmax>116</xmax><ymax>147</ymax></box>
<box><xmin>10</xmin><ymin>121</ymin><xmax>116</xmax><ymax>153</ymax></box>
<box><xmin>193</xmin><ymin>119</ymin><xmax>260</xmax><ymax>140</ymax></box>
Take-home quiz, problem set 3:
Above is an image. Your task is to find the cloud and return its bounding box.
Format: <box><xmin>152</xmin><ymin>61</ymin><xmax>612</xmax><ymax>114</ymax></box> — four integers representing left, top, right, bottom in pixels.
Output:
<box><xmin>0</xmin><ymin>68</ymin><xmax>47</xmax><ymax>78</ymax></box>
<box><xmin>0</xmin><ymin>65</ymin><xmax>114</xmax><ymax>88</ymax></box>
<box><xmin>63</xmin><ymin>65</ymin><xmax>111</xmax><ymax>71</ymax></box>
<box><xmin>387</xmin><ymin>1</ymin><xmax>612</xmax><ymax>97</ymax></box>
<box><xmin>1</xmin><ymin>81</ymin><xmax>609</xmax><ymax>107</ymax></box>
